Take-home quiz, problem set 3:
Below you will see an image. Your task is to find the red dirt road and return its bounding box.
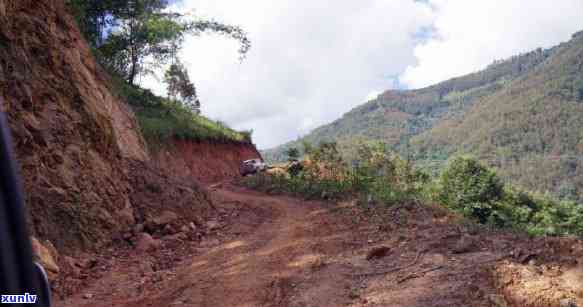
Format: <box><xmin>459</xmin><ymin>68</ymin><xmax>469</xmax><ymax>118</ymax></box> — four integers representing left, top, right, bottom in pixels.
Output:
<box><xmin>58</xmin><ymin>184</ymin><xmax>583</xmax><ymax>307</ymax></box>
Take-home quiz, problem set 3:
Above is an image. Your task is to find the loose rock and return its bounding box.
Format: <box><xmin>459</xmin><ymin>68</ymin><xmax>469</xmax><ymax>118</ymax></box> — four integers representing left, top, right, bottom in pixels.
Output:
<box><xmin>62</xmin><ymin>256</ymin><xmax>81</xmax><ymax>276</ymax></box>
<box><xmin>148</xmin><ymin>210</ymin><xmax>179</xmax><ymax>227</ymax></box>
<box><xmin>133</xmin><ymin>223</ymin><xmax>144</xmax><ymax>234</ymax></box>
<box><xmin>560</xmin><ymin>298</ymin><xmax>577</xmax><ymax>307</ymax></box>
<box><xmin>487</xmin><ymin>294</ymin><xmax>507</xmax><ymax>307</ymax></box>
<box><xmin>206</xmin><ymin>220</ymin><xmax>220</xmax><ymax>231</ymax></box>
<box><xmin>366</xmin><ymin>246</ymin><xmax>391</xmax><ymax>260</ymax></box>
<box><xmin>164</xmin><ymin>232</ymin><xmax>187</xmax><ymax>242</ymax></box>
<box><xmin>134</xmin><ymin>233</ymin><xmax>160</xmax><ymax>252</ymax></box>
<box><xmin>453</xmin><ymin>235</ymin><xmax>477</xmax><ymax>254</ymax></box>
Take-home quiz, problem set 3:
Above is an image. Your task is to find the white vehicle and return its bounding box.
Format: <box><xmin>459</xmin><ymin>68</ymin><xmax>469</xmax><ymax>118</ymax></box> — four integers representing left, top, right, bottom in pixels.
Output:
<box><xmin>240</xmin><ymin>159</ymin><xmax>267</xmax><ymax>176</ymax></box>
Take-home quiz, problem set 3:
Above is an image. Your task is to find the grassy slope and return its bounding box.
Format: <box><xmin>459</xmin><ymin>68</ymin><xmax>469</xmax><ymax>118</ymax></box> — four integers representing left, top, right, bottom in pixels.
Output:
<box><xmin>115</xmin><ymin>82</ymin><xmax>252</xmax><ymax>148</ymax></box>
<box><xmin>264</xmin><ymin>31</ymin><xmax>583</xmax><ymax>199</ymax></box>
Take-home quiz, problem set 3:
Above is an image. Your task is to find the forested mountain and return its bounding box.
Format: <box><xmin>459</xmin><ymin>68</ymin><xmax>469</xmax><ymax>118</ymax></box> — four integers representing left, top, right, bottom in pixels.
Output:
<box><xmin>264</xmin><ymin>30</ymin><xmax>583</xmax><ymax>200</ymax></box>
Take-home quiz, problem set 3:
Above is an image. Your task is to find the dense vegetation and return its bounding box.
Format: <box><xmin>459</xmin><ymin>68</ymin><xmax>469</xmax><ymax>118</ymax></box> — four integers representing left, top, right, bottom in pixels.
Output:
<box><xmin>67</xmin><ymin>0</ymin><xmax>252</xmax><ymax>145</ymax></box>
<box><xmin>251</xmin><ymin>142</ymin><xmax>583</xmax><ymax>236</ymax></box>
<box><xmin>264</xmin><ymin>31</ymin><xmax>583</xmax><ymax>201</ymax></box>
<box><xmin>413</xmin><ymin>31</ymin><xmax>583</xmax><ymax>200</ymax></box>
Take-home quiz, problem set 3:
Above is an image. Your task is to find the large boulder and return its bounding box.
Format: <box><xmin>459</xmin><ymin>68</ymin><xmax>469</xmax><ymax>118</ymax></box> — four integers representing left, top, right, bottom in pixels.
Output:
<box><xmin>148</xmin><ymin>210</ymin><xmax>179</xmax><ymax>227</ymax></box>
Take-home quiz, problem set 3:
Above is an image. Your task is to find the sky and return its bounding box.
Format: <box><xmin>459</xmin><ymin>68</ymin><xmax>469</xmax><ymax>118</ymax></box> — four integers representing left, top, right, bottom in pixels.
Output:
<box><xmin>142</xmin><ymin>0</ymin><xmax>583</xmax><ymax>149</ymax></box>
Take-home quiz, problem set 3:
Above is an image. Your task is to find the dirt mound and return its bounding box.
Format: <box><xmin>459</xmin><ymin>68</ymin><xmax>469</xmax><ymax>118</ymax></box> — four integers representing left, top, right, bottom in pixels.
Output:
<box><xmin>492</xmin><ymin>236</ymin><xmax>583</xmax><ymax>307</ymax></box>
<box><xmin>50</xmin><ymin>160</ymin><xmax>217</xmax><ymax>299</ymax></box>
<box><xmin>127</xmin><ymin>160</ymin><xmax>214</xmax><ymax>232</ymax></box>
<box><xmin>151</xmin><ymin>139</ymin><xmax>262</xmax><ymax>184</ymax></box>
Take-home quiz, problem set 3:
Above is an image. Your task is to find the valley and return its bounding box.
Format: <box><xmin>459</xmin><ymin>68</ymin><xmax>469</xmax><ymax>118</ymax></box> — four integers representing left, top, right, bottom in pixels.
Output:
<box><xmin>265</xmin><ymin>33</ymin><xmax>583</xmax><ymax>201</ymax></box>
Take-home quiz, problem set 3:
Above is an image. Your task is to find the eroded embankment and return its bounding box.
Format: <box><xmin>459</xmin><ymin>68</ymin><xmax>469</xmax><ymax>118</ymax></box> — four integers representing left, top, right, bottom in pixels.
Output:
<box><xmin>0</xmin><ymin>0</ymin><xmax>262</xmax><ymax>295</ymax></box>
<box><xmin>151</xmin><ymin>139</ymin><xmax>262</xmax><ymax>184</ymax></box>
<box><xmin>0</xmin><ymin>0</ymin><xmax>149</xmax><ymax>253</ymax></box>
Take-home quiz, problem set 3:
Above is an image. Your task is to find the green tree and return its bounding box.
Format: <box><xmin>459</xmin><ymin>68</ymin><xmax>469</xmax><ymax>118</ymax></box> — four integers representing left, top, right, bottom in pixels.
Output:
<box><xmin>164</xmin><ymin>60</ymin><xmax>200</xmax><ymax>114</ymax></box>
<box><xmin>439</xmin><ymin>156</ymin><xmax>504</xmax><ymax>223</ymax></box>
<box><xmin>68</xmin><ymin>0</ymin><xmax>251</xmax><ymax>85</ymax></box>
<box><xmin>285</xmin><ymin>147</ymin><xmax>300</xmax><ymax>161</ymax></box>
<box><xmin>311</xmin><ymin>142</ymin><xmax>343</xmax><ymax>165</ymax></box>
<box><xmin>67</xmin><ymin>0</ymin><xmax>119</xmax><ymax>46</ymax></box>
<box><xmin>558</xmin><ymin>181</ymin><xmax>578</xmax><ymax>201</ymax></box>
<box><xmin>302</xmin><ymin>140</ymin><xmax>314</xmax><ymax>155</ymax></box>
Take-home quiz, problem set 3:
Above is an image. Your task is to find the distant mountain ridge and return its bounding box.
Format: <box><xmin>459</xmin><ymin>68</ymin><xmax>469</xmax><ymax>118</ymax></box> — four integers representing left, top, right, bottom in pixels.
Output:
<box><xmin>264</xmin><ymin>30</ymin><xmax>583</xmax><ymax>200</ymax></box>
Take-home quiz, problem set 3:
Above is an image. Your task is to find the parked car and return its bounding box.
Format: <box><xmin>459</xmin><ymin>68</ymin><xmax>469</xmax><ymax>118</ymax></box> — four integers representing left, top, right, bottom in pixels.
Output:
<box><xmin>240</xmin><ymin>159</ymin><xmax>267</xmax><ymax>176</ymax></box>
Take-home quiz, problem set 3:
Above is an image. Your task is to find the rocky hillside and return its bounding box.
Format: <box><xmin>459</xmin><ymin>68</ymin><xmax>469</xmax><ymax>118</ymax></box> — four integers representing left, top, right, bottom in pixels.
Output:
<box><xmin>1</xmin><ymin>0</ymin><xmax>147</xmax><ymax>252</ymax></box>
<box><xmin>265</xmin><ymin>32</ymin><xmax>583</xmax><ymax>200</ymax></box>
<box><xmin>0</xmin><ymin>0</ymin><xmax>260</xmax><ymax>266</ymax></box>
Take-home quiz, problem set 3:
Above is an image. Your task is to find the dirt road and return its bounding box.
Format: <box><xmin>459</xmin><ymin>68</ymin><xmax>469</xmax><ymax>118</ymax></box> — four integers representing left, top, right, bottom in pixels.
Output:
<box><xmin>128</xmin><ymin>186</ymin><xmax>361</xmax><ymax>307</ymax></box>
<box><xmin>59</xmin><ymin>184</ymin><xmax>581</xmax><ymax>307</ymax></box>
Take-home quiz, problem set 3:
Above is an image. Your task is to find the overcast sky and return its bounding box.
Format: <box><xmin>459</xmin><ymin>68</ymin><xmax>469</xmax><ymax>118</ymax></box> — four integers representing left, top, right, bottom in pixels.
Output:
<box><xmin>142</xmin><ymin>0</ymin><xmax>583</xmax><ymax>149</ymax></box>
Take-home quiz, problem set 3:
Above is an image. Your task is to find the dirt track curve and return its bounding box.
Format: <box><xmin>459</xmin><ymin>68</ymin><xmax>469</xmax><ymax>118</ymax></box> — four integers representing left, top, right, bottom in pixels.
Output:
<box><xmin>127</xmin><ymin>186</ymin><xmax>357</xmax><ymax>307</ymax></box>
<box><xmin>59</xmin><ymin>183</ymin><xmax>557</xmax><ymax>307</ymax></box>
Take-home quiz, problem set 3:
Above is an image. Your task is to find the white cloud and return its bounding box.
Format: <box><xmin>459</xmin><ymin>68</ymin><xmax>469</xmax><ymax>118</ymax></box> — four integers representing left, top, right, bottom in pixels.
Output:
<box><xmin>141</xmin><ymin>0</ymin><xmax>583</xmax><ymax>149</ymax></box>
<box><xmin>401</xmin><ymin>0</ymin><xmax>583</xmax><ymax>88</ymax></box>
<box><xmin>142</xmin><ymin>0</ymin><xmax>433</xmax><ymax>149</ymax></box>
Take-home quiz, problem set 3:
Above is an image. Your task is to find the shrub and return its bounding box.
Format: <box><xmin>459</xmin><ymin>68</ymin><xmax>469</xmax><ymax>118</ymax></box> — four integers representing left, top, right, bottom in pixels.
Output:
<box><xmin>285</xmin><ymin>147</ymin><xmax>300</xmax><ymax>161</ymax></box>
<box><xmin>439</xmin><ymin>155</ymin><xmax>504</xmax><ymax>222</ymax></box>
<box><xmin>243</xmin><ymin>141</ymin><xmax>428</xmax><ymax>204</ymax></box>
<box><xmin>287</xmin><ymin>161</ymin><xmax>303</xmax><ymax>177</ymax></box>
<box><xmin>486</xmin><ymin>183</ymin><xmax>583</xmax><ymax>236</ymax></box>
<box><xmin>352</xmin><ymin>142</ymin><xmax>428</xmax><ymax>204</ymax></box>
<box><xmin>244</xmin><ymin>145</ymin><xmax>583</xmax><ymax>238</ymax></box>
<box><xmin>489</xmin><ymin>187</ymin><xmax>536</xmax><ymax>228</ymax></box>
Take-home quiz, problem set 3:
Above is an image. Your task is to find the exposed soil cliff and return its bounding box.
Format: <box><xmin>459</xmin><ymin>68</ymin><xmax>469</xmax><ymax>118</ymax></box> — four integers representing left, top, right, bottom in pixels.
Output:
<box><xmin>0</xmin><ymin>0</ymin><xmax>257</xmax><ymax>260</ymax></box>
<box><xmin>152</xmin><ymin>139</ymin><xmax>262</xmax><ymax>184</ymax></box>
<box><xmin>0</xmin><ymin>0</ymin><xmax>148</xmax><ymax>253</ymax></box>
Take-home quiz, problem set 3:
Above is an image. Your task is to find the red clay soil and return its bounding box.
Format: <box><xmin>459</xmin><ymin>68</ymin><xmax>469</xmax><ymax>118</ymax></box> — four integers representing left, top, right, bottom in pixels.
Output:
<box><xmin>49</xmin><ymin>159</ymin><xmax>217</xmax><ymax>298</ymax></box>
<box><xmin>55</xmin><ymin>183</ymin><xmax>583</xmax><ymax>307</ymax></box>
<box><xmin>151</xmin><ymin>139</ymin><xmax>262</xmax><ymax>184</ymax></box>
<box><xmin>0</xmin><ymin>0</ymin><xmax>149</xmax><ymax>253</ymax></box>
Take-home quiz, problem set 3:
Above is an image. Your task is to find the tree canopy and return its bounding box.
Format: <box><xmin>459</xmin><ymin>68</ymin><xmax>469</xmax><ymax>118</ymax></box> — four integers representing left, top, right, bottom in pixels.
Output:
<box><xmin>164</xmin><ymin>60</ymin><xmax>200</xmax><ymax>114</ymax></box>
<box><xmin>68</xmin><ymin>0</ymin><xmax>251</xmax><ymax>85</ymax></box>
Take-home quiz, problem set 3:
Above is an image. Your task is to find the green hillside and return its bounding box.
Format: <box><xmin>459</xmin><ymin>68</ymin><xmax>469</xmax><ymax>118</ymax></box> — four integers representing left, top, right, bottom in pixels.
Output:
<box><xmin>118</xmin><ymin>82</ymin><xmax>252</xmax><ymax>147</ymax></box>
<box><xmin>264</xmin><ymin>30</ymin><xmax>583</xmax><ymax>200</ymax></box>
<box><xmin>413</xmin><ymin>31</ymin><xmax>583</xmax><ymax>199</ymax></box>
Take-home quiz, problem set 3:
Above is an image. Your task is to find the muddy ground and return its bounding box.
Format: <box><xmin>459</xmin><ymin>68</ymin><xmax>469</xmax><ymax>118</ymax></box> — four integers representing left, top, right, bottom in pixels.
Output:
<box><xmin>56</xmin><ymin>183</ymin><xmax>583</xmax><ymax>307</ymax></box>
